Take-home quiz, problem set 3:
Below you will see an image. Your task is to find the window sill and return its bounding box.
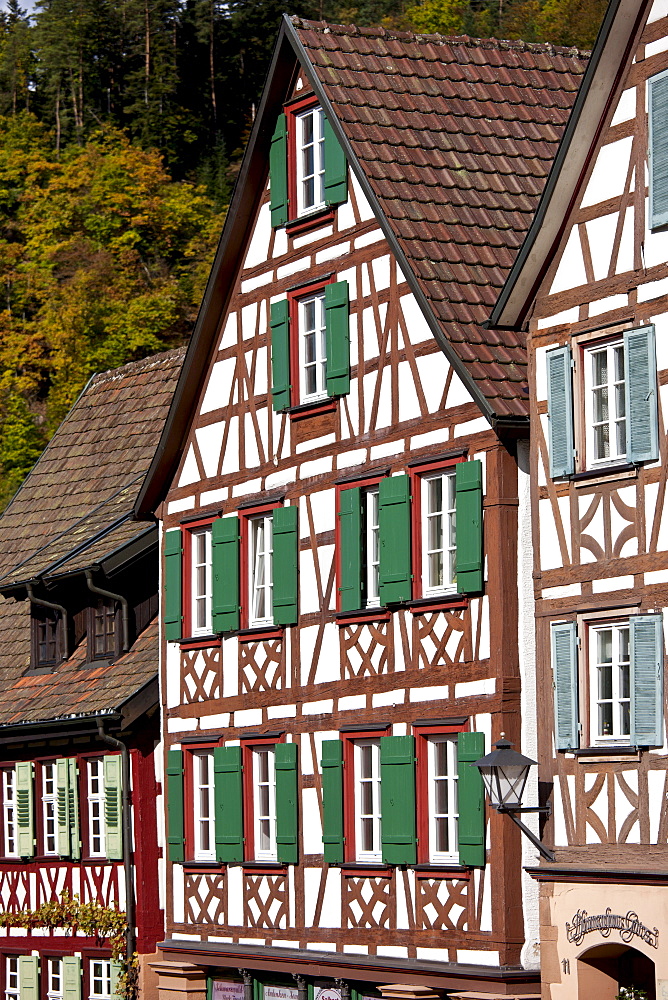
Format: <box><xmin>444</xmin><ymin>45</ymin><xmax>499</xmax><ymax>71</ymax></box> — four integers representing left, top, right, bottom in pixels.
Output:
<box><xmin>571</xmin><ymin>745</ymin><xmax>643</xmax><ymax>761</ymax></box>
<box><xmin>340</xmin><ymin>863</ymin><xmax>392</xmax><ymax>876</ymax></box>
<box><xmin>237</xmin><ymin>626</ymin><xmax>283</xmax><ymax>642</ymax></box>
<box><xmin>412</xmin><ymin>865</ymin><xmax>470</xmax><ymax>878</ymax></box>
<box><xmin>407</xmin><ymin>595</ymin><xmax>468</xmax><ymax>614</ymax></box>
<box><xmin>286</xmin><ymin>208</ymin><xmax>335</xmax><ymax>237</ymax></box>
<box><xmin>336</xmin><ymin>607</ymin><xmax>390</xmax><ymax>625</ymax></box>
<box><xmin>242</xmin><ymin>862</ymin><xmax>288</xmax><ymax>874</ymax></box>
<box><xmin>179</xmin><ymin>635</ymin><xmax>222</xmax><ymax>650</ymax></box>
<box><xmin>570</xmin><ymin>463</ymin><xmax>638</xmax><ymax>488</ymax></box>
<box><xmin>183</xmin><ymin>862</ymin><xmax>223</xmax><ymax>873</ymax></box>
<box><xmin>288</xmin><ymin>398</ymin><xmax>337</xmax><ymax>422</ymax></box>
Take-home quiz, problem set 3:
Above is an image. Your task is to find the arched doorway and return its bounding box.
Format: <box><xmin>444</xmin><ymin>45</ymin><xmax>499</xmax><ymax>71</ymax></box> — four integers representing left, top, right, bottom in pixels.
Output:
<box><xmin>577</xmin><ymin>943</ymin><xmax>656</xmax><ymax>999</ymax></box>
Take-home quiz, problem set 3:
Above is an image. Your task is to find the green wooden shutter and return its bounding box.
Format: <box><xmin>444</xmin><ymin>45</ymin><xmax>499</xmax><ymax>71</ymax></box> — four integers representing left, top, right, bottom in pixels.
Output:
<box><xmin>110</xmin><ymin>960</ymin><xmax>122</xmax><ymax>997</ymax></box>
<box><xmin>275</xmin><ymin>743</ymin><xmax>298</xmax><ymax>864</ymax></box>
<box><xmin>104</xmin><ymin>754</ymin><xmax>123</xmax><ymax>861</ymax></box>
<box><xmin>649</xmin><ymin>71</ymin><xmax>668</xmax><ymax>229</ymax></box>
<box><xmin>624</xmin><ymin>325</ymin><xmax>659</xmax><ymax>464</ymax></box>
<box><xmin>62</xmin><ymin>957</ymin><xmax>81</xmax><ymax>1000</ymax></box>
<box><xmin>378</xmin><ymin>475</ymin><xmax>412</xmax><ymax>605</ymax></box>
<box><xmin>457</xmin><ymin>731</ymin><xmax>485</xmax><ymax>867</ymax></box>
<box><xmin>68</xmin><ymin>756</ymin><xmax>80</xmax><ymax>860</ymax></box>
<box><xmin>546</xmin><ymin>345</ymin><xmax>574</xmax><ymax>478</ymax></box>
<box><xmin>631</xmin><ymin>613</ymin><xmax>664</xmax><ymax>747</ymax></box>
<box><xmin>270</xmin><ymin>299</ymin><xmax>291</xmax><ymax>413</ymax></box>
<box><xmin>551</xmin><ymin>621</ymin><xmax>579</xmax><ymax>750</ymax></box>
<box><xmin>214</xmin><ymin>746</ymin><xmax>244</xmax><ymax>863</ymax></box>
<box><xmin>380</xmin><ymin>735</ymin><xmax>416</xmax><ymax>865</ymax></box>
<box><xmin>166</xmin><ymin>749</ymin><xmax>185</xmax><ymax>863</ymax></box>
<box><xmin>339</xmin><ymin>486</ymin><xmax>362</xmax><ymax>612</ymax></box>
<box><xmin>19</xmin><ymin>956</ymin><xmax>39</xmax><ymax>1000</ymax></box>
<box><xmin>164</xmin><ymin>529</ymin><xmax>183</xmax><ymax>642</ymax></box>
<box><xmin>16</xmin><ymin>761</ymin><xmax>34</xmax><ymax>858</ymax></box>
<box><xmin>321</xmin><ymin>740</ymin><xmax>344</xmax><ymax>863</ymax></box>
<box><xmin>270</xmin><ymin>113</ymin><xmax>288</xmax><ymax>227</ymax></box>
<box><xmin>272</xmin><ymin>505</ymin><xmax>298</xmax><ymax>626</ymax></box>
<box><xmin>56</xmin><ymin>758</ymin><xmax>71</xmax><ymax>857</ymax></box>
<box><xmin>455</xmin><ymin>460</ymin><xmax>483</xmax><ymax>594</ymax></box>
<box><xmin>212</xmin><ymin>516</ymin><xmax>240</xmax><ymax>633</ymax></box>
<box><xmin>325</xmin><ymin>281</ymin><xmax>350</xmax><ymax>398</ymax></box>
<box><xmin>323</xmin><ymin>113</ymin><xmax>347</xmax><ymax>206</ymax></box>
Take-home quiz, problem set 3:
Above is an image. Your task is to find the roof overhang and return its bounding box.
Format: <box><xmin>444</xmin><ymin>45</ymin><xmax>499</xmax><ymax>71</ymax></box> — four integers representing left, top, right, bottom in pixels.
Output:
<box><xmin>490</xmin><ymin>0</ymin><xmax>650</xmax><ymax>329</ymax></box>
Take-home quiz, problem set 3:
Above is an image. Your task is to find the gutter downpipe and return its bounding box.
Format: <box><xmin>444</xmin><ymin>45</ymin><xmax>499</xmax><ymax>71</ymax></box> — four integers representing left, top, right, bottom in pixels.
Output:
<box><xmin>26</xmin><ymin>582</ymin><xmax>69</xmax><ymax>659</ymax></box>
<box><xmin>85</xmin><ymin>569</ymin><xmax>130</xmax><ymax>652</ymax></box>
<box><xmin>96</xmin><ymin>719</ymin><xmax>135</xmax><ymax>963</ymax></box>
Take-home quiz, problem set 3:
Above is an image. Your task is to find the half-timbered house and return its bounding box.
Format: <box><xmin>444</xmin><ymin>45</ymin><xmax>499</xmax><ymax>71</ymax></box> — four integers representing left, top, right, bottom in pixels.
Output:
<box><xmin>0</xmin><ymin>350</ymin><xmax>183</xmax><ymax>1000</ymax></box>
<box><xmin>489</xmin><ymin>0</ymin><xmax>668</xmax><ymax>994</ymax></box>
<box><xmin>135</xmin><ymin>18</ymin><xmax>587</xmax><ymax>1000</ymax></box>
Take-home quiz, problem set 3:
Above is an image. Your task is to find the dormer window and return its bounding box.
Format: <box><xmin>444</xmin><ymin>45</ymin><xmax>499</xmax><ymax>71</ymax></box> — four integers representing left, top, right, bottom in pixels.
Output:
<box><xmin>90</xmin><ymin>598</ymin><xmax>117</xmax><ymax>659</ymax></box>
<box><xmin>31</xmin><ymin>608</ymin><xmax>60</xmax><ymax>669</ymax></box>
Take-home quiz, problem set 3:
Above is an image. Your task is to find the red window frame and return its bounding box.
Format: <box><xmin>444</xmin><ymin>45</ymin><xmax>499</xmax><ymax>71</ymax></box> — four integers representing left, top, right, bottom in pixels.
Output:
<box><xmin>413</xmin><ymin>721</ymin><xmax>468</xmax><ymax>866</ymax></box>
<box><xmin>285</xmin><ymin>94</ymin><xmax>335</xmax><ymax>234</ymax></box>
<box><xmin>341</xmin><ymin>728</ymin><xmax>389</xmax><ymax>866</ymax></box>
<box><xmin>335</xmin><ymin>475</ymin><xmax>388</xmax><ymax>619</ymax></box>
<box><xmin>79</xmin><ymin>751</ymin><xmax>107</xmax><ymax>861</ymax></box>
<box><xmin>0</xmin><ymin>765</ymin><xmax>17</xmax><ymax>859</ymax></box>
<box><xmin>288</xmin><ymin>276</ymin><xmax>336</xmax><ymax>413</ymax></box>
<box><xmin>35</xmin><ymin>758</ymin><xmax>58</xmax><ymax>858</ymax></box>
<box><xmin>241</xmin><ymin>735</ymin><xmax>285</xmax><ymax>865</ymax></box>
<box><xmin>181</xmin><ymin>516</ymin><xmax>216</xmax><ymax>640</ymax></box>
<box><xmin>409</xmin><ymin>456</ymin><xmax>466</xmax><ymax>604</ymax></box>
<box><xmin>239</xmin><ymin>501</ymin><xmax>283</xmax><ymax>634</ymax></box>
<box><xmin>183</xmin><ymin>741</ymin><xmax>219</xmax><ymax>864</ymax></box>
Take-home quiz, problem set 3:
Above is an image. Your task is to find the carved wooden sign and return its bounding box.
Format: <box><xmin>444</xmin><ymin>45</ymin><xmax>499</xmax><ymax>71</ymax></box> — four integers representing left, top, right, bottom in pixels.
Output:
<box><xmin>565</xmin><ymin>909</ymin><xmax>659</xmax><ymax>948</ymax></box>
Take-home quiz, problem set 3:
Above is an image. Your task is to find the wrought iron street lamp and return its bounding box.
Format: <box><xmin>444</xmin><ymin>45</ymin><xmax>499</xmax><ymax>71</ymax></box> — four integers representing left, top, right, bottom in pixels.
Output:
<box><xmin>473</xmin><ymin>734</ymin><xmax>555</xmax><ymax>862</ymax></box>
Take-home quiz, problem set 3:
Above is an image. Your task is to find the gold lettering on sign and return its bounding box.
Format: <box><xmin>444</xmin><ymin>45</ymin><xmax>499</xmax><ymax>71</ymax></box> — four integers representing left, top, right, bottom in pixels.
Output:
<box><xmin>566</xmin><ymin>909</ymin><xmax>659</xmax><ymax>948</ymax></box>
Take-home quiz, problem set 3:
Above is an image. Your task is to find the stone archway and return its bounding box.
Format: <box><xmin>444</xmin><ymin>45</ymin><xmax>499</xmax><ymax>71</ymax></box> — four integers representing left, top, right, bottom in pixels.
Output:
<box><xmin>577</xmin><ymin>943</ymin><xmax>656</xmax><ymax>999</ymax></box>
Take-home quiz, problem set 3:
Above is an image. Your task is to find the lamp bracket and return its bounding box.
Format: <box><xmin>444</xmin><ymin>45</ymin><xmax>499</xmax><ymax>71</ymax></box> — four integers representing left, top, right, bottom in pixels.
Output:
<box><xmin>499</xmin><ymin>803</ymin><xmax>552</xmax><ymax>817</ymax></box>
<box><xmin>499</xmin><ymin>810</ymin><xmax>556</xmax><ymax>862</ymax></box>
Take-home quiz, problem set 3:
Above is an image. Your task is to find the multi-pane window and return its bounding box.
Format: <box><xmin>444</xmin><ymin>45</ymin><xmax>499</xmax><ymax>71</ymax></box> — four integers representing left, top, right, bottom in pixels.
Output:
<box><xmin>584</xmin><ymin>340</ymin><xmax>626</xmax><ymax>465</ymax></box>
<box><xmin>249</xmin><ymin>514</ymin><xmax>273</xmax><ymax>627</ymax></box>
<box><xmin>251</xmin><ymin>747</ymin><xmax>277</xmax><ymax>861</ymax></box>
<box><xmin>89</xmin><ymin>960</ymin><xmax>112</xmax><ymax>1000</ymax></box>
<box><xmin>87</xmin><ymin>759</ymin><xmax>106</xmax><ymax>857</ymax></box>
<box><xmin>589</xmin><ymin>621</ymin><xmax>631</xmax><ymax>742</ymax></box>
<box><xmin>42</xmin><ymin>761</ymin><xmax>58</xmax><ymax>855</ymax></box>
<box><xmin>421</xmin><ymin>470</ymin><xmax>457</xmax><ymax>596</ymax></box>
<box><xmin>92</xmin><ymin>599</ymin><xmax>116</xmax><ymax>658</ymax></box>
<box><xmin>191</xmin><ymin>527</ymin><xmax>213</xmax><ymax>635</ymax></box>
<box><xmin>298</xmin><ymin>292</ymin><xmax>327</xmax><ymax>403</ymax></box>
<box><xmin>296</xmin><ymin>106</ymin><xmax>326</xmax><ymax>216</ymax></box>
<box><xmin>427</xmin><ymin>736</ymin><xmax>459</xmax><ymax>863</ymax></box>
<box><xmin>353</xmin><ymin>740</ymin><xmax>382</xmax><ymax>863</ymax></box>
<box><xmin>47</xmin><ymin>959</ymin><xmax>64</xmax><ymax>1000</ymax></box>
<box><xmin>193</xmin><ymin>752</ymin><xmax>215</xmax><ymax>862</ymax></box>
<box><xmin>364</xmin><ymin>487</ymin><xmax>380</xmax><ymax>607</ymax></box>
<box><xmin>5</xmin><ymin>958</ymin><xmax>19</xmax><ymax>1000</ymax></box>
<box><xmin>35</xmin><ymin>610</ymin><xmax>58</xmax><ymax>667</ymax></box>
<box><xmin>2</xmin><ymin>769</ymin><xmax>16</xmax><ymax>858</ymax></box>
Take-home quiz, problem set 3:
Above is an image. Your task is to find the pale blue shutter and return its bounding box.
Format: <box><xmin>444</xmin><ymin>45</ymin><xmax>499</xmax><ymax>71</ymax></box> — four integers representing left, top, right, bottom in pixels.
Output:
<box><xmin>68</xmin><ymin>756</ymin><xmax>80</xmax><ymax>859</ymax></box>
<box><xmin>19</xmin><ymin>957</ymin><xmax>39</xmax><ymax>1000</ymax></box>
<box><xmin>16</xmin><ymin>761</ymin><xmax>34</xmax><ymax>858</ymax></box>
<box><xmin>62</xmin><ymin>957</ymin><xmax>81</xmax><ymax>1000</ymax></box>
<box><xmin>551</xmin><ymin>622</ymin><xmax>579</xmax><ymax>750</ymax></box>
<box><xmin>56</xmin><ymin>758</ymin><xmax>71</xmax><ymax>857</ymax></box>
<box><xmin>630</xmin><ymin>614</ymin><xmax>664</xmax><ymax>747</ymax></box>
<box><xmin>649</xmin><ymin>71</ymin><xmax>668</xmax><ymax>229</ymax></box>
<box><xmin>546</xmin><ymin>346</ymin><xmax>574</xmax><ymax>478</ymax></box>
<box><xmin>624</xmin><ymin>325</ymin><xmax>659</xmax><ymax>464</ymax></box>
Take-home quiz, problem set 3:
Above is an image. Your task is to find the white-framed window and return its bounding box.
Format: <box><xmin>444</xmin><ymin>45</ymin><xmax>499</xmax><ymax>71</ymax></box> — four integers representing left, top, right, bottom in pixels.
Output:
<box><xmin>87</xmin><ymin>759</ymin><xmax>106</xmax><ymax>857</ymax></box>
<box><xmin>296</xmin><ymin>105</ymin><xmax>325</xmax><ymax>216</ymax></box>
<box><xmin>298</xmin><ymin>291</ymin><xmax>327</xmax><ymax>403</ymax></box>
<box><xmin>193</xmin><ymin>752</ymin><xmax>215</xmax><ymax>862</ymax></box>
<box><xmin>427</xmin><ymin>735</ymin><xmax>459</xmax><ymax>863</ymax></box>
<box><xmin>249</xmin><ymin>513</ymin><xmax>273</xmax><ymax>628</ymax></box>
<box><xmin>589</xmin><ymin>620</ymin><xmax>631</xmax><ymax>743</ymax></box>
<box><xmin>251</xmin><ymin>746</ymin><xmax>277</xmax><ymax>861</ymax></box>
<box><xmin>353</xmin><ymin>739</ymin><xmax>382</xmax><ymax>863</ymax></box>
<box><xmin>5</xmin><ymin>957</ymin><xmax>19</xmax><ymax>1000</ymax></box>
<box><xmin>89</xmin><ymin>960</ymin><xmax>112</xmax><ymax>1000</ymax></box>
<box><xmin>42</xmin><ymin>761</ymin><xmax>58</xmax><ymax>855</ymax></box>
<box><xmin>191</xmin><ymin>526</ymin><xmax>212</xmax><ymax>636</ymax></box>
<box><xmin>47</xmin><ymin>958</ymin><xmax>64</xmax><ymax>1000</ymax></box>
<box><xmin>584</xmin><ymin>339</ymin><xmax>626</xmax><ymax>466</ymax></box>
<box><xmin>2</xmin><ymin>769</ymin><xmax>17</xmax><ymax>858</ymax></box>
<box><xmin>364</xmin><ymin>486</ymin><xmax>380</xmax><ymax>607</ymax></box>
<box><xmin>421</xmin><ymin>470</ymin><xmax>457</xmax><ymax>596</ymax></box>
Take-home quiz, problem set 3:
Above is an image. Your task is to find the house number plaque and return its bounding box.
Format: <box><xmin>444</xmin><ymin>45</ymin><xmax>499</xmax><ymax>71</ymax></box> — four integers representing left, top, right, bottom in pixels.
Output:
<box><xmin>566</xmin><ymin>909</ymin><xmax>659</xmax><ymax>948</ymax></box>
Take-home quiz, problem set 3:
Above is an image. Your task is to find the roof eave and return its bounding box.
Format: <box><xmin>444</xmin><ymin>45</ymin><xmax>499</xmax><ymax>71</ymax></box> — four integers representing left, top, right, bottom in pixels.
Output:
<box><xmin>490</xmin><ymin>0</ymin><xmax>650</xmax><ymax>330</ymax></box>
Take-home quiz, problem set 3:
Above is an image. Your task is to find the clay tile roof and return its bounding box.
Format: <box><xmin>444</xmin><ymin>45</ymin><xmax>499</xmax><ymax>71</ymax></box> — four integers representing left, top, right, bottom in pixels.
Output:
<box><xmin>0</xmin><ymin>347</ymin><xmax>184</xmax><ymax>727</ymax></box>
<box><xmin>292</xmin><ymin>18</ymin><xmax>588</xmax><ymax>418</ymax></box>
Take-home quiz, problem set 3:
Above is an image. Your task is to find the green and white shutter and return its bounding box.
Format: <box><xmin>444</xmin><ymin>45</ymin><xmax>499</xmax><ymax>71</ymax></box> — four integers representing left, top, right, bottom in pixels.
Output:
<box><xmin>110</xmin><ymin>960</ymin><xmax>123</xmax><ymax>997</ymax></box>
<box><xmin>104</xmin><ymin>754</ymin><xmax>123</xmax><ymax>860</ymax></box>
<box><xmin>649</xmin><ymin>70</ymin><xmax>668</xmax><ymax>229</ymax></box>
<box><xmin>19</xmin><ymin>956</ymin><xmax>39</xmax><ymax>1000</ymax></box>
<box><xmin>630</xmin><ymin>613</ymin><xmax>664</xmax><ymax>747</ymax></box>
<box><xmin>546</xmin><ymin>345</ymin><xmax>575</xmax><ymax>478</ymax></box>
<box><xmin>16</xmin><ymin>761</ymin><xmax>34</xmax><ymax>858</ymax></box>
<box><xmin>270</xmin><ymin>299</ymin><xmax>291</xmax><ymax>412</ymax></box>
<box><xmin>338</xmin><ymin>486</ymin><xmax>363</xmax><ymax>612</ymax></box>
<box><xmin>378</xmin><ymin>475</ymin><xmax>412</xmax><ymax>605</ymax></box>
<box><xmin>272</xmin><ymin>505</ymin><xmax>298</xmax><ymax>626</ymax></box>
<box><xmin>166</xmin><ymin>748</ymin><xmax>185</xmax><ymax>863</ymax></box>
<box><xmin>323</xmin><ymin>114</ymin><xmax>348</xmax><ymax>206</ymax></box>
<box><xmin>212</xmin><ymin>515</ymin><xmax>240</xmax><ymax>633</ymax></box>
<box><xmin>551</xmin><ymin>621</ymin><xmax>579</xmax><ymax>750</ymax></box>
<box><xmin>270</xmin><ymin>113</ymin><xmax>289</xmax><ymax>227</ymax></box>
<box><xmin>457</xmin><ymin>731</ymin><xmax>486</xmax><ymax>867</ymax></box>
<box><xmin>455</xmin><ymin>460</ymin><xmax>483</xmax><ymax>593</ymax></box>
<box><xmin>214</xmin><ymin>746</ymin><xmax>244</xmax><ymax>864</ymax></box>
<box><xmin>57</xmin><ymin>757</ymin><xmax>80</xmax><ymax>858</ymax></box>
<box><xmin>62</xmin><ymin>957</ymin><xmax>81</xmax><ymax>1000</ymax></box>
<box><xmin>321</xmin><ymin>740</ymin><xmax>344</xmax><ymax>863</ymax></box>
<box><xmin>275</xmin><ymin>742</ymin><xmax>299</xmax><ymax>864</ymax></box>
<box><xmin>325</xmin><ymin>281</ymin><xmax>350</xmax><ymax>397</ymax></box>
<box><xmin>624</xmin><ymin>325</ymin><xmax>659</xmax><ymax>464</ymax></box>
<box><xmin>163</xmin><ymin>529</ymin><xmax>183</xmax><ymax>642</ymax></box>
<box><xmin>380</xmin><ymin>735</ymin><xmax>417</xmax><ymax>865</ymax></box>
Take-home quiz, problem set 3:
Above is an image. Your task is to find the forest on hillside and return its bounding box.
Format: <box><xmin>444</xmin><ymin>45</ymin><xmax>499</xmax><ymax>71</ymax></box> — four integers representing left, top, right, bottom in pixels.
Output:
<box><xmin>0</xmin><ymin>0</ymin><xmax>606</xmax><ymax>507</ymax></box>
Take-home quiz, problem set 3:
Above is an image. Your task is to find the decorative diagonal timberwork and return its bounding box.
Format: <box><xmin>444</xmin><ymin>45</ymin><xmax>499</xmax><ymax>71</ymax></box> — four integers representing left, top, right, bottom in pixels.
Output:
<box><xmin>39</xmin><ymin>865</ymin><xmax>70</xmax><ymax>906</ymax></box>
<box><xmin>240</xmin><ymin>638</ymin><xmax>284</xmax><ymax>693</ymax></box>
<box><xmin>414</xmin><ymin>610</ymin><xmax>467</xmax><ymax>670</ymax></box>
<box><xmin>416</xmin><ymin>878</ymin><xmax>468</xmax><ymax>931</ymax></box>
<box><xmin>0</xmin><ymin>868</ymin><xmax>29</xmax><ymax>912</ymax></box>
<box><xmin>184</xmin><ymin>872</ymin><xmax>226</xmax><ymax>926</ymax></box>
<box><xmin>341</xmin><ymin>621</ymin><xmax>391</xmax><ymax>678</ymax></box>
<box><xmin>81</xmin><ymin>865</ymin><xmax>119</xmax><ymax>907</ymax></box>
<box><xmin>244</xmin><ymin>873</ymin><xmax>288</xmax><ymax>929</ymax></box>
<box><xmin>345</xmin><ymin>875</ymin><xmax>391</xmax><ymax>929</ymax></box>
<box><xmin>181</xmin><ymin>647</ymin><xmax>222</xmax><ymax>704</ymax></box>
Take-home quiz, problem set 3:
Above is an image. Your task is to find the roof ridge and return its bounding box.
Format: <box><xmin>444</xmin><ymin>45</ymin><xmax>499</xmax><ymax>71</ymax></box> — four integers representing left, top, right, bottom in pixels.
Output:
<box><xmin>289</xmin><ymin>15</ymin><xmax>590</xmax><ymax>59</ymax></box>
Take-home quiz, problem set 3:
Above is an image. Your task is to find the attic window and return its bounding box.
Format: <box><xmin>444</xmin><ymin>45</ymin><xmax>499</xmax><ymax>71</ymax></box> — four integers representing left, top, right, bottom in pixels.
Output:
<box><xmin>90</xmin><ymin>597</ymin><xmax>117</xmax><ymax>660</ymax></box>
<box><xmin>295</xmin><ymin>106</ymin><xmax>326</xmax><ymax>215</ymax></box>
<box><xmin>31</xmin><ymin>608</ymin><xmax>60</xmax><ymax>669</ymax></box>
